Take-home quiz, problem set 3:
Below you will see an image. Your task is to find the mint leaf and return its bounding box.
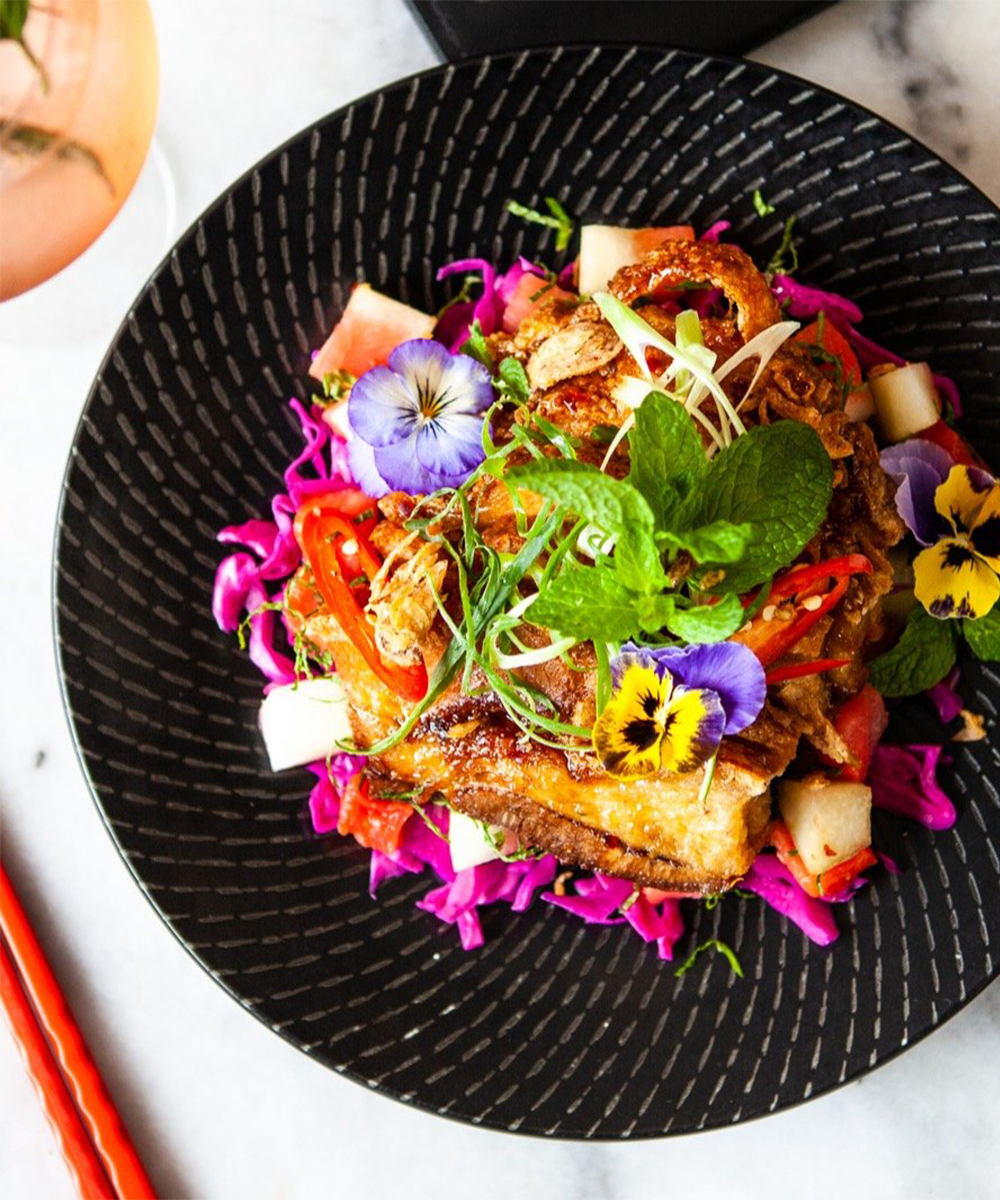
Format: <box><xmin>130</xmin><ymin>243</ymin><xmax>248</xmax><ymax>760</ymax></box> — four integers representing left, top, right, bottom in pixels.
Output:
<box><xmin>528</xmin><ymin>568</ymin><xmax>639</xmax><ymax>641</ymax></box>
<box><xmin>630</xmin><ymin>592</ymin><xmax>743</xmax><ymax>643</ymax></box>
<box><xmin>460</xmin><ymin>320</ymin><xmax>493</xmax><ymax>370</ymax></box>
<box><xmin>505</xmin><ymin>458</ymin><xmax>654</xmax><ymax>537</ymax></box>
<box><xmin>660</xmin><ymin>520</ymin><xmax>752</xmax><ymax>565</ymax></box>
<box><xmin>616</xmin><ymin>527</ymin><xmax>667</xmax><ymax>594</ymax></box>
<box><xmin>868</xmin><ymin>608</ymin><xmax>958</xmax><ymax>696</ymax></box>
<box><xmin>698</xmin><ymin>421</ymin><xmax>832</xmax><ymax>593</ymax></box>
<box><xmin>629</xmin><ymin>391</ymin><xmax>707</xmax><ymax>528</ymax></box>
<box><xmin>664</xmin><ymin>593</ymin><xmax>745</xmax><ymax>643</ymax></box>
<box><xmin>497</xmin><ymin>356</ymin><xmax>529</xmax><ymax>403</ymax></box>
<box><xmin>633</xmin><ymin>593</ymin><xmax>677</xmax><ymax>635</ymax></box>
<box><xmin>963</xmin><ymin>607</ymin><xmax>1000</xmax><ymax>662</ymax></box>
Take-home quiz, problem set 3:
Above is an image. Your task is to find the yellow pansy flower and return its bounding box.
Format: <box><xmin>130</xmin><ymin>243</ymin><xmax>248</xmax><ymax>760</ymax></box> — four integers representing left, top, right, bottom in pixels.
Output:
<box><xmin>913</xmin><ymin>466</ymin><xmax>1000</xmax><ymax>619</ymax></box>
<box><xmin>592</xmin><ymin>652</ymin><xmax>726</xmax><ymax>779</ymax></box>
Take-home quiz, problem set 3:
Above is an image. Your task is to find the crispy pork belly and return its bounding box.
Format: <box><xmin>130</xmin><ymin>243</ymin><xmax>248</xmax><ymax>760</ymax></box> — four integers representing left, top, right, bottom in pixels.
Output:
<box><xmin>310</xmin><ymin>626</ymin><xmax>798</xmax><ymax>891</ymax></box>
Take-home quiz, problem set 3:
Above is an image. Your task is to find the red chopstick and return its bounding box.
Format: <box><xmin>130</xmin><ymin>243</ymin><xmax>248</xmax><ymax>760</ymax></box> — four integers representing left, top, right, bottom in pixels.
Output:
<box><xmin>1</xmin><ymin>940</ymin><xmax>116</xmax><ymax>1198</ymax></box>
<box><xmin>0</xmin><ymin>864</ymin><xmax>157</xmax><ymax>1200</ymax></box>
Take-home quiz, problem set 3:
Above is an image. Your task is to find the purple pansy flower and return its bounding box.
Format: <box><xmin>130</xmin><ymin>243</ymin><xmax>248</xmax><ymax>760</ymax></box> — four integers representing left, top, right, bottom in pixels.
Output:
<box><xmin>593</xmin><ymin>641</ymin><xmax>765</xmax><ymax>779</ymax></box>
<box><xmin>616</xmin><ymin>640</ymin><xmax>766</xmax><ymax>734</ymax></box>
<box><xmin>880</xmin><ymin>439</ymin><xmax>994</xmax><ymax>546</ymax></box>
<box><xmin>880</xmin><ymin>438</ymin><xmax>956</xmax><ymax>546</ymax></box>
<box><xmin>347</xmin><ymin>339</ymin><xmax>493</xmax><ymax>496</ymax></box>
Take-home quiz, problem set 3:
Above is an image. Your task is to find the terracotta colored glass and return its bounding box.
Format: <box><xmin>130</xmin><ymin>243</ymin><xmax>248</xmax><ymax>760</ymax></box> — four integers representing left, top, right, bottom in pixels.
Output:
<box><xmin>0</xmin><ymin>0</ymin><xmax>159</xmax><ymax>300</ymax></box>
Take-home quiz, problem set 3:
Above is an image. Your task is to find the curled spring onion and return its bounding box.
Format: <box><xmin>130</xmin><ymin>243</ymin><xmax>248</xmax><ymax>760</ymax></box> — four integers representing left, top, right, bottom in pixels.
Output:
<box><xmin>595</xmin><ymin>292</ymin><xmax>746</xmax><ymax>444</ymax></box>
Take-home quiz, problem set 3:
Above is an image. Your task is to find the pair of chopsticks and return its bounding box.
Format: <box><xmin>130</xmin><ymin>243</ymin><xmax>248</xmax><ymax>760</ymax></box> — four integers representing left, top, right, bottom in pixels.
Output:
<box><xmin>0</xmin><ymin>864</ymin><xmax>156</xmax><ymax>1199</ymax></box>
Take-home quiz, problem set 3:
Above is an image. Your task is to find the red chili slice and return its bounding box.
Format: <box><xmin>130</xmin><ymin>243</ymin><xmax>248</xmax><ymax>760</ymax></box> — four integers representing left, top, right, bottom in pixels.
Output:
<box><xmin>296</xmin><ymin>501</ymin><xmax>428</xmax><ymax>702</ymax></box>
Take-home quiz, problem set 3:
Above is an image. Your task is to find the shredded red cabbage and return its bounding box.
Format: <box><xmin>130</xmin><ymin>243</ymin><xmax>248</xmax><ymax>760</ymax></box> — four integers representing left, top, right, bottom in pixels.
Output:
<box><xmin>700</xmin><ymin>220</ymin><xmax>730</xmax><ymax>243</ymax></box>
<box><xmin>435</xmin><ymin>257</ymin><xmax>553</xmax><ymax>348</ymax></box>
<box><xmin>740</xmin><ymin>854</ymin><xmax>840</xmax><ymax>946</ymax></box>
<box><xmin>927</xmin><ymin>667</ymin><xmax>963</xmax><ymax>724</ymax></box>
<box><xmin>541</xmin><ymin>874</ymin><xmax>685</xmax><ymax>959</ymax></box>
<box><xmin>869</xmin><ymin>744</ymin><xmax>957</xmax><ymax>830</ymax></box>
<box><xmin>770</xmin><ymin>274</ymin><xmax>863</xmax><ymax>326</ymax></box>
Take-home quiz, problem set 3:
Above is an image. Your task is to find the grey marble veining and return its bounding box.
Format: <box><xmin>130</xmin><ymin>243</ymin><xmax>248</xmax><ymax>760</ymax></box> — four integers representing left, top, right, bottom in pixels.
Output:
<box><xmin>752</xmin><ymin>0</ymin><xmax>1000</xmax><ymax>202</ymax></box>
<box><xmin>1</xmin><ymin>2</ymin><xmax>998</xmax><ymax>1198</ymax></box>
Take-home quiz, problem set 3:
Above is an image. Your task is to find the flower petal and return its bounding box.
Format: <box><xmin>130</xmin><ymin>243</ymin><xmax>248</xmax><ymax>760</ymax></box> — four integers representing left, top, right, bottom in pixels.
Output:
<box><xmin>347</xmin><ymin>365</ymin><xmax>419</xmax><ymax>447</ymax></box>
<box><xmin>970</xmin><ymin>485</ymin><xmax>1000</xmax><ymax>571</ymax></box>
<box><xmin>347</xmin><ymin>436</ymin><xmax>391</xmax><ymax>497</ymax></box>
<box><xmin>934</xmin><ymin>465</ymin><xmax>994</xmax><ymax>536</ymax></box>
<box><xmin>880</xmin><ymin>438</ymin><xmax>954</xmax><ymax>482</ymax></box>
<box><xmin>373</xmin><ymin>436</ymin><xmax>469</xmax><ymax>495</ymax></box>
<box><xmin>413</xmin><ymin>411</ymin><xmax>487</xmax><ymax>476</ymax></box>
<box><xmin>880</xmin><ymin>440</ymin><xmax>956</xmax><ymax>545</ymax></box>
<box><xmin>659</xmin><ymin>686</ymin><xmax>726</xmax><ymax>774</ymax></box>
<box><xmin>592</xmin><ymin>661</ymin><xmax>670</xmax><ymax>778</ymax></box>
<box><xmin>386</xmin><ymin>337</ymin><xmax>455</xmax><ymax>395</ymax></box>
<box><xmin>628</xmin><ymin>641</ymin><xmax>766</xmax><ymax>734</ymax></box>
<box><xmin>431</xmin><ymin>352</ymin><xmax>495</xmax><ymax>416</ymax></box>
<box><xmin>913</xmin><ymin>539</ymin><xmax>1000</xmax><ymax>619</ymax></box>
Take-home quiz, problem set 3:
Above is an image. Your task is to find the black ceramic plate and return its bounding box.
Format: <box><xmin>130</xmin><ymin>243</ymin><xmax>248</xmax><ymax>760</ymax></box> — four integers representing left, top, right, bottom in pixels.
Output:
<box><xmin>55</xmin><ymin>47</ymin><xmax>1000</xmax><ymax>1138</ymax></box>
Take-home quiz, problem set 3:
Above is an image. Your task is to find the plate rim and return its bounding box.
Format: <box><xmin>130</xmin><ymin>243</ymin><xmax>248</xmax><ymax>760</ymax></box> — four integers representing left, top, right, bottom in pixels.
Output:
<box><xmin>52</xmin><ymin>41</ymin><xmax>1000</xmax><ymax>1139</ymax></box>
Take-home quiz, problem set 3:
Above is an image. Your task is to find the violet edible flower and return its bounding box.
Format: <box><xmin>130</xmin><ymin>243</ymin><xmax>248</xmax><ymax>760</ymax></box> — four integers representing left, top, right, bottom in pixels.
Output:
<box><xmin>347</xmin><ymin>339</ymin><xmax>493</xmax><ymax>496</ymax></box>
<box><xmin>880</xmin><ymin>438</ymin><xmax>956</xmax><ymax>546</ymax></box>
<box><xmin>619</xmin><ymin>641</ymin><xmax>766</xmax><ymax>735</ymax></box>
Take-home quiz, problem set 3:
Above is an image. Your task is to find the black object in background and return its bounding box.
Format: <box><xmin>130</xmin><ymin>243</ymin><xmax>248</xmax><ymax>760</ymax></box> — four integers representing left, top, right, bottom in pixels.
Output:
<box><xmin>409</xmin><ymin>0</ymin><xmax>834</xmax><ymax>59</ymax></box>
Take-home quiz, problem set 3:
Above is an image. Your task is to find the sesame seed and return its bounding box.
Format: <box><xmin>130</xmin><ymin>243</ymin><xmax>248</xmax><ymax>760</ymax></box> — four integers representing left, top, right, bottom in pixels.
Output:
<box><xmin>801</xmin><ymin>594</ymin><xmax>823</xmax><ymax>611</ymax></box>
<box><xmin>762</xmin><ymin>605</ymin><xmax>777</xmax><ymax>622</ymax></box>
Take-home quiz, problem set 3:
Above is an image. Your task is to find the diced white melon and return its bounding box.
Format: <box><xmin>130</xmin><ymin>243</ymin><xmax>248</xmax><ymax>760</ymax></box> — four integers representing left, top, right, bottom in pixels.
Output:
<box><xmin>870</xmin><ymin>362</ymin><xmax>940</xmax><ymax>443</ymax></box>
<box><xmin>259</xmin><ymin>677</ymin><xmax>352</xmax><ymax>772</ymax></box>
<box><xmin>577</xmin><ymin>224</ymin><xmax>694</xmax><ymax>295</ymax></box>
<box><xmin>778</xmin><ymin>776</ymin><xmax>872</xmax><ymax>876</ymax></box>
<box><xmin>448</xmin><ymin>810</ymin><xmax>503</xmax><ymax>872</ymax></box>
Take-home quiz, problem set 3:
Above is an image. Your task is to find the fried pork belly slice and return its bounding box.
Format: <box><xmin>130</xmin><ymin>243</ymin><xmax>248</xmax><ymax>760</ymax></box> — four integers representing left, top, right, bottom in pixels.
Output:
<box><xmin>303</xmin><ymin>622</ymin><xmax>799</xmax><ymax>892</ymax></box>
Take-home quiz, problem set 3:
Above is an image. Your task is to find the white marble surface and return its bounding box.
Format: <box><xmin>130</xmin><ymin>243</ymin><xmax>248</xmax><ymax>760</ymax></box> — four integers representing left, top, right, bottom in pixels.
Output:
<box><xmin>2</xmin><ymin>2</ymin><xmax>999</xmax><ymax>1197</ymax></box>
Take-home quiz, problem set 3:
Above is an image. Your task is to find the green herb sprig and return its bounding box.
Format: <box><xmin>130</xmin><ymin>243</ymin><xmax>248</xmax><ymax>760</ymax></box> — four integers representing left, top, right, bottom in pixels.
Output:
<box><xmin>506</xmin><ymin>197</ymin><xmax>575</xmax><ymax>252</ymax></box>
<box><xmin>675</xmin><ymin>938</ymin><xmax>744</xmax><ymax>979</ymax></box>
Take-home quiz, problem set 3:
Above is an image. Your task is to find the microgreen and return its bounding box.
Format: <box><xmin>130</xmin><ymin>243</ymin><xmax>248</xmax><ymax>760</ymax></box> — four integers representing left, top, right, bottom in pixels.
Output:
<box><xmin>236</xmin><ymin>600</ymin><xmax>333</xmax><ymax>684</ymax></box>
<box><xmin>459</xmin><ymin>319</ymin><xmax>494</xmax><ymax>370</ymax></box>
<box><xmin>674</xmin><ymin>938</ymin><xmax>744</xmax><ymax>979</ymax></box>
<box><xmin>752</xmin><ymin>188</ymin><xmax>776</xmax><ymax>217</ymax></box>
<box><xmin>496</xmin><ymin>356</ymin><xmax>530</xmax><ymax>404</ymax></box>
<box><xmin>506</xmin><ymin>196</ymin><xmax>575</xmax><ymax>252</ymax></box>
<box><xmin>766</xmin><ymin>214</ymin><xmax>800</xmax><ymax>279</ymax></box>
<box><xmin>319</xmin><ymin>368</ymin><xmax>355</xmax><ymax>403</ymax></box>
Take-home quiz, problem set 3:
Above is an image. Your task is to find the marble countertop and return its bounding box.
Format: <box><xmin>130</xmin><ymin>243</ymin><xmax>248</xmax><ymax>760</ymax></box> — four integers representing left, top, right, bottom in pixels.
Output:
<box><xmin>2</xmin><ymin>2</ymin><xmax>998</xmax><ymax>1197</ymax></box>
